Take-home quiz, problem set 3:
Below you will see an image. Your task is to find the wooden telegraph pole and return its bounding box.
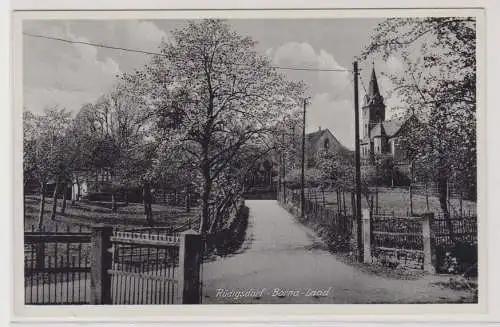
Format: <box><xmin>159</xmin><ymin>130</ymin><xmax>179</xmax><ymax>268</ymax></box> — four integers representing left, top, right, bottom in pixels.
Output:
<box><xmin>300</xmin><ymin>98</ymin><xmax>307</xmax><ymax>218</ymax></box>
<box><xmin>353</xmin><ymin>62</ymin><xmax>363</xmax><ymax>262</ymax></box>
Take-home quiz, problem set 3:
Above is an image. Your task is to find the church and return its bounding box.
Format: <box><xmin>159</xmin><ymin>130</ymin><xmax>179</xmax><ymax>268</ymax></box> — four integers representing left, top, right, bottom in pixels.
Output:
<box><xmin>360</xmin><ymin>67</ymin><xmax>419</xmax><ymax>166</ymax></box>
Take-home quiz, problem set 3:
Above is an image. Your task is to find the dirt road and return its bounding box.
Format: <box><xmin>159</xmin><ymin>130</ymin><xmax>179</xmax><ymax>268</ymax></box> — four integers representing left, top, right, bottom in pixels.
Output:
<box><xmin>202</xmin><ymin>200</ymin><xmax>475</xmax><ymax>304</ymax></box>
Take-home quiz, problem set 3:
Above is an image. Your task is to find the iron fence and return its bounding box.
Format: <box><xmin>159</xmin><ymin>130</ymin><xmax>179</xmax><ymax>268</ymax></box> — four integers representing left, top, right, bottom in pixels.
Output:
<box><xmin>24</xmin><ymin>226</ymin><xmax>92</xmax><ymax>304</ymax></box>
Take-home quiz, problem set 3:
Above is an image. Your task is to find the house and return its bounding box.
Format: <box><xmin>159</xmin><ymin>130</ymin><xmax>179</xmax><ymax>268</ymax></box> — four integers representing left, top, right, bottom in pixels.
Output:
<box><xmin>306</xmin><ymin>127</ymin><xmax>352</xmax><ymax>167</ymax></box>
<box><xmin>71</xmin><ymin>168</ymin><xmax>112</xmax><ymax>201</ymax></box>
<box><xmin>360</xmin><ymin>67</ymin><xmax>420</xmax><ymax>166</ymax></box>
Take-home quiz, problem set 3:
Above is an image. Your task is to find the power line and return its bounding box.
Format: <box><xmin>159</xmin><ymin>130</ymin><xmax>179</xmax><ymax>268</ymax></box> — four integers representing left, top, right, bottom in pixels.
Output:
<box><xmin>23</xmin><ymin>32</ymin><xmax>353</xmax><ymax>73</ymax></box>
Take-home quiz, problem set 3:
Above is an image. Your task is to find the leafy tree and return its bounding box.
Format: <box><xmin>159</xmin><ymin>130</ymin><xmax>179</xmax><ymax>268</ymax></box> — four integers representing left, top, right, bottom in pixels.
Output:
<box><xmin>362</xmin><ymin>17</ymin><xmax>476</xmax><ymax>227</ymax></box>
<box><xmin>75</xmin><ymin>79</ymin><xmax>155</xmax><ymax>214</ymax></box>
<box><xmin>23</xmin><ymin>108</ymin><xmax>72</xmax><ymax>229</ymax></box>
<box><xmin>141</xmin><ymin>19</ymin><xmax>304</xmax><ymax>234</ymax></box>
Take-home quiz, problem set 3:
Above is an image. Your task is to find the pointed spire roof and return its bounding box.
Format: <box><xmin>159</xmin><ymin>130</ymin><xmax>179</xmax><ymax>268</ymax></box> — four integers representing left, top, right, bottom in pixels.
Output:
<box><xmin>368</xmin><ymin>66</ymin><xmax>381</xmax><ymax>98</ymax></box>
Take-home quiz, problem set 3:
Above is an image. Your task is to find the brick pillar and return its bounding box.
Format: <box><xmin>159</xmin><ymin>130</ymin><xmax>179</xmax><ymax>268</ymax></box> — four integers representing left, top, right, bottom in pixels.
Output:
<box><xmin>421</xmin><ymin>213</ymin><xmax>437</xmax><ymax>273</ymax></box>
<box><xmin>362</xmin><ymin>209</ymin><xmax>372</xmax><ymax>263</ymax></box>
<box><xmin>90</xmin><ymin>224</ymin><xmax>113</xmax><ymax>304</ymax></box>
<box><xmin>179</xmin><ymin>230</ymin><xmax>202</xmax><ymax>304</ymax></box>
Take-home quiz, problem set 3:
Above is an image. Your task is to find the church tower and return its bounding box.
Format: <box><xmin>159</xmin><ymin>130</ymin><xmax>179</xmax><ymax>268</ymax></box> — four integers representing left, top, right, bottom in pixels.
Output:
<box><xmin>362</xmin><ymin>67</ymin><xmax>386</xmax><ymax>139</ymax></box>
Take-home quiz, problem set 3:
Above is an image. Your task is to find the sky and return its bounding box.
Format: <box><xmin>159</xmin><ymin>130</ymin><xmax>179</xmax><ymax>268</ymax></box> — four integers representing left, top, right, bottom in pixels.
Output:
<box><xmin>23</xmin><ymin>18</ymin><xmax>406</xmax><ymax>149</ymax></box>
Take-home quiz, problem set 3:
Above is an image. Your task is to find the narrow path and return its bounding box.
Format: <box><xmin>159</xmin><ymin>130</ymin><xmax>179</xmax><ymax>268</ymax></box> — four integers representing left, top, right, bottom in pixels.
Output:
<box><xmin>202</xmin><ymin>200</ymin><xmax>473</xmax><ymax>304</ymax></box>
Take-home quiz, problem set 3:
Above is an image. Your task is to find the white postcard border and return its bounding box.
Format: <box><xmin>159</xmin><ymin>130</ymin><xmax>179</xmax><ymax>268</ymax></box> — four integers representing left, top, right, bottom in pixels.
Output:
<box><xmin>8</xmin><ymin>4</ymin><xmax>496</xmax><ymax>324</ymax></box>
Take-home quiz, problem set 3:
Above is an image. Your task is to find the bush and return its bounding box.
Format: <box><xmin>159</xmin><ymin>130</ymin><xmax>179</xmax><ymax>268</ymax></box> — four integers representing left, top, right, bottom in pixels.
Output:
<box><xmin>205</xmin><ymin>204</ymin><xmax>250</xmax><ymax>257</ymax></box>
<box><xmin>436</xmin><ymin>240</ymin><xmax>477</xmax><ymax>277</ymax></box>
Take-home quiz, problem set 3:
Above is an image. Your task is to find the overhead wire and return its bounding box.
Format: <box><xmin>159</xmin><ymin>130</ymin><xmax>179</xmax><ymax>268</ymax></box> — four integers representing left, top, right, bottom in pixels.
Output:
<box><xmin>23</xmin><ymin>32</ymin><xmax>354</xmax><ymax>73</ymax></box>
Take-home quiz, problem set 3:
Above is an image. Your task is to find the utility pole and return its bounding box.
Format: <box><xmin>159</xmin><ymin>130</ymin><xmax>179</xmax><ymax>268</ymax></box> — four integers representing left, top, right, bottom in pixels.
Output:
<box><xmin>300</xmin><ymin>98</ymin><xmax>307</xmax><ymax>218</ymax></box>
<box><xmin>282</xmin><ymin>132</ymin><xmax>287</xmax><ymax>204</ymax></box>
<box><xmin>353</xmin><ymin>61</ymin><xmax>363</xmax><ymax>262</ymax></box>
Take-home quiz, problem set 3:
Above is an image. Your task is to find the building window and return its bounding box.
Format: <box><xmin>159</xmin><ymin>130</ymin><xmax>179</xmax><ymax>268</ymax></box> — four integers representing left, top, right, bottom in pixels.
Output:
<box><xmin>323</xmin><ymin>138</ymin><xmax>330</xmax><ymax>150</ymax></box>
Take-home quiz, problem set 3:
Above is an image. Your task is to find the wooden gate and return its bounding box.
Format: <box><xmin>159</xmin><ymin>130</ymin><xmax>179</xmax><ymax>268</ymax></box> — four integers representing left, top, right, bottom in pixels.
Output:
<box><xmin>108</xmin><ymin>228</ymin><xmax>202</xmax><ymax>304</ymax></box>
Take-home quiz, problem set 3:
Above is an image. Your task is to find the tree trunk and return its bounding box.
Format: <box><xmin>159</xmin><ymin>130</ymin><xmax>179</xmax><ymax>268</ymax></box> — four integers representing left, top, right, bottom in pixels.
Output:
<box><xmin>77</xmin><ymin>177</ymin><xmax>81</xmax><ymax>200</ymax></box>
<box><xmin>200</xmin><ymin>179</ymin><xmax>212</xmax><ymax>235</ymax></box>
<box><xmin>111</xmin><ymin>191</ymin><xmax>117</xmax><ymax>213</ymax></box>
<box><xmin>37</xmin><ymin>183</ymin><xmax>46</xmax><ymax>231</ymax></box>
<box><xmin>438</xmin><ymin>174</ymin><xmax>454</xmax><ymax>240</ymax></box>
<box><xmin>425</xmin><ymin>182</ymin><xmax>430</xmax><ymax>212</ymax></box>
<box><xmin>336</xmin><ymin>189</ymin><xmax>341</xmax><ymax>215</ymax></box>
<box><xmin>143</xmin><ymin>183</ymin><xmax>153</xmax><ymax>224</ymax></box>
<box><xmin>50</xmin><ymin>179</ymin><xmax>59</xmax><ymax>220</ymax></box>
<box><xmin>350</xmin><ymin>191</ymin><xmax>356</xmax><ymax>218</ymax></box>
<box><xmin>35</xmin><ymin>184</ymin><xmax>46</xmax><ymax>269</ymax></box>
<box><xmin>186</xmin><ymin>184</ymin><xmax>191</xmax><ymax>213</ymax></box>
<box><xmin>409</xmin><ymin>183</ymin><xmax>413</xmax><ymax>216</ymax></box>
<box><xmin>343</xmin><ymin>190</ymin><xmax>347</xmax><ymax>216</ymax></box>
<box><xmin>61</xmin><ymin>184</ymin><xmax>67</xmax><ymax>214</ymax></box>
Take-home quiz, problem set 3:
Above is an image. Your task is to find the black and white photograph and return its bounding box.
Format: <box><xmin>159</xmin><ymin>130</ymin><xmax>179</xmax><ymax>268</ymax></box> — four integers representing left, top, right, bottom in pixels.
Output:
<box><xmin>16</xmin><ymin>11</ymin><xmax>481</xmax><ymax>308</ymax></box>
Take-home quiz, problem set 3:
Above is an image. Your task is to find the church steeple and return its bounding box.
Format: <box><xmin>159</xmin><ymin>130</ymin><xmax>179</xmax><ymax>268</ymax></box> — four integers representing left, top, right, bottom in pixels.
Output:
<box><xmin>368</xmin><ymin>67</ymin><xmax>381</xmax><ymax>99</ymax></box>
<box><xmin>362</xmin><ymin>65</ymin><xmax>386</xmax><ymax>139</ymax></box>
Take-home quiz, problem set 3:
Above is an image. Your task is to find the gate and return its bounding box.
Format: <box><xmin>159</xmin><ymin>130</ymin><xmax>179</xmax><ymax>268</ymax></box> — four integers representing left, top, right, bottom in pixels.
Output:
<box><xmin>24</xmin><ymin>225</ymin><xmax>202</xmax><ymax>305</ymax></box>
<box><xmin>107</xmin><ymin>228</ymin><xmax>202</xmax><ymax>304</ymax></box>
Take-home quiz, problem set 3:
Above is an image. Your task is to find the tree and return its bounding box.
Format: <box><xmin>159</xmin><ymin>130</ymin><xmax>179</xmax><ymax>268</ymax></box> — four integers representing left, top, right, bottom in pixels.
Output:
<box><xmin>141</xmin><ymin>19</ymin><xmax>304</xmax><ymax>234</ymax></box>
<box><xmin>362</xmin><ymin>17</ymin><xmax>476</xmax><ymax>225</ymax></box>
<box><xmin>74</xmin><ymin>79</ymin><xmax>155</xmax><ymax>215</ymax></box>
<box><xmin>23</xmin><ymin>108</ymin><xmax>72</xmax><ymax>228</ymax></box>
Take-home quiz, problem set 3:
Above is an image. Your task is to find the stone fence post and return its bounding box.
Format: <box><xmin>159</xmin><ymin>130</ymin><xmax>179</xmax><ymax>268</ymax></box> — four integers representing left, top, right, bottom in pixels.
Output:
<box><xmin>421</xmin><ymin>213</ymin><xmax>437</xmax><ymax>274</ymax></box>
<box><xmin>362</xmin><ymin>209</ymin><xmax>372</xmax><ymax>263</ymax></box>
<box><xmin>90</xmin><ymin>224</ymin><xmax>113</xmax><ymax>304</ymax></box>
<box><xmin>178</xmin><ymin>230</ymin><xmax>202</xmax><ymax>304</ymax></box>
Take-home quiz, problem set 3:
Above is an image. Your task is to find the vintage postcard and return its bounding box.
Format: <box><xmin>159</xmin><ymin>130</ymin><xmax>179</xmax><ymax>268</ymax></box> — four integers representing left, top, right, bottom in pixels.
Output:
<box><xmin>11</xmin><ymin>7</ymin><xmax>488</xmax><ymax>322</ymax></box>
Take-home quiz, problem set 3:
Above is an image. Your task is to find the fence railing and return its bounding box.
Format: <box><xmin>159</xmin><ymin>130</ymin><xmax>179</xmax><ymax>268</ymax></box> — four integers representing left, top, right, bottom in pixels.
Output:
<box><xmin>433</xmin><ymin>215</ymin><xmax>477</xmax><ymax>248</ymax></box>
<box><xmin>279</xmin><ymin>188</ymin><xmax>353</xmax><ymax>251</ymax></box>
<box><xmin>279</xmin><ymin>186</ymin><xmax>476</xmax><ymax>273</ymax></box>
<box><xmin>363</xmin><ymin>210</ymin><xmax>477</xmax><ymax>272</ymax></box>
<box><xmin>24</xmin><ymin>225</ymin><xmax>202</xmax><ymax>305</ymax></box>
<box><xmin>24</xmin><ymin>231</ymin><xmax>91</xmax><ymax>304</ymax></box>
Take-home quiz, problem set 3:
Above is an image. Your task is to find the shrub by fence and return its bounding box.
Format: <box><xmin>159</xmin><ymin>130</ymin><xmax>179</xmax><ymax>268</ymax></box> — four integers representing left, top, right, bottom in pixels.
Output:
<box><xmin>433</xmin><ymin>215</ymin><xmax>478</xmax><ymax>276</ymax></box>
<box><xmin>206</xmin><ymin>202</ymin><xmax>249</xmax><ymax>257</ymax></box>
<box><xmin>279</xmin><ymin>188</ymin><xmax>353</xmax><ymax>252</ymax></box>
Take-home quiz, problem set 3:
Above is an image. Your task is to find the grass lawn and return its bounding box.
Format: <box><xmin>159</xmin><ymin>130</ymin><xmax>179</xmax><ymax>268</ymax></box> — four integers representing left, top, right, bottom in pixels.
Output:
<box><xmin>304</xmin><ymin>187</ymin><xmax>477</xmax><ymax>217</ymax></box>
<box><xmin>24</xmin><ymin>195</ymin><xmax>201</xmax><ymax>232</ymax></box>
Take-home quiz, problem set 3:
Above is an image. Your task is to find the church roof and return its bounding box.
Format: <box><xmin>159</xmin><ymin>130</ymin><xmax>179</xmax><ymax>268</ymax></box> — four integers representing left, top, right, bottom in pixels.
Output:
<box><xmin>364</xmin><ymin>67</ymin><xmax>385</xmax><ymax>106</ymax></box>
<box><xmin>382</xmin><ymin>119</ymin><xmax>404</xmax><ymax>137</ymax></box>
<box><xmin>369</xmin><ymin>118</ymin><xmax>405</xmax><ymax>139</ymax></box>
<box><xmin>368</xmin><ymin>67</ymin><xmax>381</xmax><ymax>98</ymax></box>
